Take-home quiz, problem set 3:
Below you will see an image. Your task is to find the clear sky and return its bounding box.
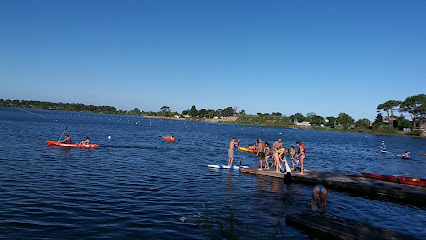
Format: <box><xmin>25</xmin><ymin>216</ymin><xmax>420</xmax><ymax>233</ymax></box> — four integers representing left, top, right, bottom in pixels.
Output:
<box><xmin>1</xmin><ymin>0</ymin><xmax>425</xmax><ymax>120</ymax></box>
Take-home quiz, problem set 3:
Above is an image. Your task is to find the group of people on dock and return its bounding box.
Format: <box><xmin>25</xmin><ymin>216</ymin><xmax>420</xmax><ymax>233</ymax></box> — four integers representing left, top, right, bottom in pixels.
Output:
<box><xmin>228</xmin><ymin>137</ymin><xmax>306</xmax><ymax>174</ymax></box>
<box><xmin>228</xmin><ymin>136</ymin><xmax>326</xmax><ymax>212</ymax></box>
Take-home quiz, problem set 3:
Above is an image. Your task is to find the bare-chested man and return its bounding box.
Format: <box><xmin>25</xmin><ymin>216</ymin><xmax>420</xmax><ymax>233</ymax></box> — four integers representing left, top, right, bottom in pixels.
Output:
<box><xmin>273</xmin><ymin>137</ymin><xmax>283</xmax><ymax>151</ymax></box>
<box><xmin>228</xmin><ymin>137</ymin><xmax>240</xmax><ymax>166</ymax></box>
<box><xmin>256</xmin><ymin>138</ymin><xmax>265</xmax><ymax>170</ymax></box>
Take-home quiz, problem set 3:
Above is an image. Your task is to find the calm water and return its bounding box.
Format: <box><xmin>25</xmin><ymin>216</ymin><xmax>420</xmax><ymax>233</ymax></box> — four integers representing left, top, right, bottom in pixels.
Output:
<box><xmin>0</xmin><ymin>107</ymin><xmax>425</xmax><ymax>239</ymax></box>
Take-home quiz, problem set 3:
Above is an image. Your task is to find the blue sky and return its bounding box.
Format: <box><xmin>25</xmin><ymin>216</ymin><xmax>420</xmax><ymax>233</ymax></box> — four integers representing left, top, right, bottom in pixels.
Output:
<box><xmin>1</xmin><ymin>0</ymin><xmax>425</xmax><ymax>120</ymax></box>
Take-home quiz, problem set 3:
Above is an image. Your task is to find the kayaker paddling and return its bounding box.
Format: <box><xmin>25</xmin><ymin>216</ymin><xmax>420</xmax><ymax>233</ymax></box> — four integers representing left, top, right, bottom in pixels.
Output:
<box><xmin>59</xmin><ymin>134</ymin><xmax>72</xmax><ymax>144</ymax></box>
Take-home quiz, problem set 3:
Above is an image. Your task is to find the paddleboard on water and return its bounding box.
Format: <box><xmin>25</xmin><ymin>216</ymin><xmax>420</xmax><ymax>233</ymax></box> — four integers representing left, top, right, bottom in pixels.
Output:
<box><xmin>208</xmin><ymin>165</ymin><xmax>249</xmax><ymax>170</ymax></box>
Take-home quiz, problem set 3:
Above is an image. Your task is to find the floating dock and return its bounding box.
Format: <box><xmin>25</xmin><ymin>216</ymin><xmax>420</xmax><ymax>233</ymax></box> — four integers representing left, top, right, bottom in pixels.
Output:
<box><xmin>240</xmin><ymin>168</ymin><xmax>426</xmax><ymax>206</ymax></box>
<box><xmin>286</xmin><ymin>213</ymin><xmax>418</xmax><ymax>240</ymax></box>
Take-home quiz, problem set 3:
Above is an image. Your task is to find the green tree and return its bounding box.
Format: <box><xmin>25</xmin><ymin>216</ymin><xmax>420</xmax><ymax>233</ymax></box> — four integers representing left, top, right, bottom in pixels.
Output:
<box><xmin>325</xmin><ymin>117</ymin><xmax>337</xmax><ymax>127</ymax></box>
<box><xmin>222</xmin><ymin>107</ymin><xmax>234</xmax><ymax>117</ymax></box>
<box><xmin>310</xmin><ymin>115</ymin><xmax>325</xmax><ymax>126</ymax></box>
<box><xmin>271</xmin><ymin>112</ymin><xmax>282</xmax><ymax>116</ymax></box>
<box><xmin>198</xmin><ymin>109</ymin><xmax>208</xmax><ymax>118</ymax></box>
<box><xmin>377</xmin><ymin>100</ymin><xmax>401</xmax><ymax>126</ymax></box>
<box><xmin>356</xmin><ymin>118</ymin><xmax>371</xmax><ymax>128</ymax></box>
<box><xmin>290</xmin><ymin>113</ymin><xmax>305</xmax><ymax>123</ymax></box>
<box><xmin>189</xmin><ymin>105</ymin><xmax>198</xmax><ymax>117</ymax></box>
<box><xmin>337</xmin><ymin>113</ymin><xmax>355</xmax><ymax>129</ymax></box>
<box><xmin>160</xmin><ymin>106</ymin><xmax>171</xmax><ymax>114</ymax></box>
<box><xmin>399</xmin><ymin>94</ymin><xmax>426</xmax><ymax>129</ymax></box>
<box><xmin>395</xmin><ymin>115</ymin><xmax>412</xmax><ymax>130</ymax></box>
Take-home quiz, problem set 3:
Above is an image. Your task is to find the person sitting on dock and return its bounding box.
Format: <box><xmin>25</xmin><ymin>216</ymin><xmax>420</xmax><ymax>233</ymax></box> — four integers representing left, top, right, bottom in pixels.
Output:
<box><xmin>79</xmin><ymin>136</ymin><xmax>90</xmax><ymax>145</ymax></box>
<box><xmin>310</xmin><ymin>185</ymin><xmax>327</xmax><ymax>212</ymax></box>
<box><xmin>59</xmin><ymin>134</ymin><xmax>72</xmax><ymax>144</ymax></box>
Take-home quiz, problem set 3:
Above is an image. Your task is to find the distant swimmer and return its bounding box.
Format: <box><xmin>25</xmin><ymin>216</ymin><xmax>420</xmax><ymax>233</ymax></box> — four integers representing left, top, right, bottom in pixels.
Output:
<box><xmin>59</xmin><ymin>134</ymin><xmax>72</xmax><ymax>144</ymax></box>
<box><xmin>228</xmin><ymin>137</ymin><xmax>240</xmax><ymax>167</ymax></box>
<box><xmin>380</xmin><ymin>141</ymin><xmax>387</xmax><ymax>152</ymax></box>
<box><xmin>309</xmin><ymin>185</ymin><xmax>327</xmax><ymax>212</ymax></box>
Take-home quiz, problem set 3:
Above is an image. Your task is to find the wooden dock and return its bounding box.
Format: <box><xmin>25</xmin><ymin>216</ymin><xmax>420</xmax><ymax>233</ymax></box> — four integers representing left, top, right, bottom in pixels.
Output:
<box><xmin>240</xmin><ymin>168</ymin><xmax>426</xmax><ymax>206</ymax></box>
<box><xmin>286</xmin><ymin>213</ymin><xmax>418</xmax><ymax>240</ymax></box>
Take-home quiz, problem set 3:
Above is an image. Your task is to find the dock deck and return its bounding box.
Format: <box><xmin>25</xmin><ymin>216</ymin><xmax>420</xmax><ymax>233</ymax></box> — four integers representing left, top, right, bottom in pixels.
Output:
<box><xmin>240</xmin><ymin>168</ymin><xmax>426</xmax><ymax>206</ymax></box>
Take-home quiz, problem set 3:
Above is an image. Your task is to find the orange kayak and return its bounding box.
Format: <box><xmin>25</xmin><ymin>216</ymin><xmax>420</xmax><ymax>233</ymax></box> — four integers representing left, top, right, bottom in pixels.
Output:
<box><xmin>163</xmin><ymin>137</ymin><xmax>175</xmax><ymax>142</ymax></box>
<box><xmin>47</xmin><ymin>140</ymin><xmax>99</xmax><ymax>148</ymax></box>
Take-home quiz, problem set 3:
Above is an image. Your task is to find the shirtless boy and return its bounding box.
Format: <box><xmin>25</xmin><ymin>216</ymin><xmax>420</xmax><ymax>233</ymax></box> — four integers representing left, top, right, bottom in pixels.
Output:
<box><xmin>228</xmin><ymin>137</ymin><xmax>240</xmax><ymax>166</ymax></box>
<box><xmin>256</xmin><ymin>138</ymin><xmax>265</xmax><ymax>170</ymax></box>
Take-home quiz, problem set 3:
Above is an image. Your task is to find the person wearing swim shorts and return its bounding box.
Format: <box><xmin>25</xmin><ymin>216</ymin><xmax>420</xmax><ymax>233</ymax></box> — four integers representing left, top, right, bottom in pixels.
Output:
<box><xmin>256</xmin><ymin>138</ymin><xmax>265</xmax><ymax>170</ymax></box>
<box><xmin>296</xmin><ymin>141</ymin><xmax>306</xmax><ymax>174</ymax></box>
<box><xmin>228</xmin><ymin>137</ymin><xmax>240</xmax><ymax>166</ymax></box>
<box><xmin>309</xmin><ymin>185</ymin><xmax>327</xmax><ymax>212</ymax></box>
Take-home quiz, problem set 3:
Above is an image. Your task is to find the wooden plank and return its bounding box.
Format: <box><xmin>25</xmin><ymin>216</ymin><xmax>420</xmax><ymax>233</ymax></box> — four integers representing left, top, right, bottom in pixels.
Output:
<box><xmin>240</xmin><ymin>168</ymin><xmax>426</xmax><ymax>206</ymax></box>
<box><xmin>286</xmin><ymin>213</ymin><xmax>418</xmax><ymax>240</ymax></box>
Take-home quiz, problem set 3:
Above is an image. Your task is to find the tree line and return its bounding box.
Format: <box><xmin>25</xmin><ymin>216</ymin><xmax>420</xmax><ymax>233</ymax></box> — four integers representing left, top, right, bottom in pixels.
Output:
<box><xmin>2</xmin><ymin>94</ymin><xmax>424</xmax><ymax>136</ymax></box>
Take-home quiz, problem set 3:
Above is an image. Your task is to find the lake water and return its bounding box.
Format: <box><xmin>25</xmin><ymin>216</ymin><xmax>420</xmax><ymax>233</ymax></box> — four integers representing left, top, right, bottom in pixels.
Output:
<box><xmin>0</xmin><ymin>107</ymin><xmax>425</xmax><ymax>239</ymax></box>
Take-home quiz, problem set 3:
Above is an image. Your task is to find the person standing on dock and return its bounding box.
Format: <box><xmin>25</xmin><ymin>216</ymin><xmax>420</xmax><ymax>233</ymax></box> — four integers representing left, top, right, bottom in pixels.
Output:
<box><xmin>228</xmin><ymin>137</ymin><xmax>240</xmax><ymax>167</ymax></box>
<box><xmin>264</xmin><ymin>141</ymin><xmax>271</xmax><ymax>169</ymax></box>
<box><xmin>273</xmin><ymin>137</ymin><xmax>283</xmax><ymax>152</ymax></box>
<box><xmin>296</xmin><ymin>141</ymin><xmax>306</xmax><ymax>174</ymax></box>
<box><xmin>310</xmin><ymin>185</ymin><xmax>327</xmax><ymax>212</ymax></box>
<box><xmin>256</xmin><ymin>138</ymin><xmax>265</xmax><ymax>170</ymax></box>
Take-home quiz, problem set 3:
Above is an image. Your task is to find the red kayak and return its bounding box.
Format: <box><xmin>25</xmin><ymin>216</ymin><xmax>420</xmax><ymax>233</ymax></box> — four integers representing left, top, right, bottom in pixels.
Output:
<box><xmin>361</xmin><ymin>172</ymin><xmax>426</xmax><ymax>187</ymax></box>
<box><xmin>397</xmin><ymin>176</ymin><xmax>426</xmax><ymax>187</ymax></box>
<box><xmin>47</xmin><ymin>140</ymin><xmax>99</xmax><ymax>148</ymax></box>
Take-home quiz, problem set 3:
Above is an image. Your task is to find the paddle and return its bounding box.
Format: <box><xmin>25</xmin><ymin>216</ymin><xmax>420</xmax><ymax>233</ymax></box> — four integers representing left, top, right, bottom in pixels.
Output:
<box><xmin>57</xmin><ymin>126</ymin><xmax>68</xmax><ymax>145</ymax></box>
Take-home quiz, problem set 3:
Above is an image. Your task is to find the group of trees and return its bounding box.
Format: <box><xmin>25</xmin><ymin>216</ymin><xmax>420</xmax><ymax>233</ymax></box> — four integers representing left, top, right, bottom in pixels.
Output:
<box><xmin>181</xmin><ymin>106</ymin><xmax>240</xmax><ymax>118</ymax></box>
<box><xmin>3</xmin><ymin>94</ymin><xmax>424</xmax><ymax>136</ymax></box>
<box><xmin>0</xmin><ymin>99</ymin><xmax>118</xmax><ymax>114</ymax></box>
<box><xmin>375</xmin><ymin>94</ymin><xmax>426</xmax><ymax>133</ymax></box>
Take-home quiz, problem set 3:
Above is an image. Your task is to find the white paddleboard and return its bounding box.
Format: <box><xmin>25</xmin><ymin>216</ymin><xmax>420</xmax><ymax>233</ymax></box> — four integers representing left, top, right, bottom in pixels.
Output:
<box><xmin>208</xmin><ymin>165</ymin><xmax>249</xmax><ymax>170</ymax></box>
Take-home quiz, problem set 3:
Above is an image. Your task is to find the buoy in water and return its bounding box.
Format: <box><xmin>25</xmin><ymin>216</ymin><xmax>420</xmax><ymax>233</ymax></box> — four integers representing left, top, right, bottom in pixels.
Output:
<box><xmin>108</xmin><ymin>136</ymin><xmax>111</xmax><ymax>139</ymax></box>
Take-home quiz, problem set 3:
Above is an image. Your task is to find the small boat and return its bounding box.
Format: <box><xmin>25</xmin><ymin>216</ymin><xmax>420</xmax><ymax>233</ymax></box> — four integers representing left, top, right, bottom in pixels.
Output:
<box><xmin>47</xmin><ymin>140</ymin><xmax>99</xmax><ymax>148</ymax></box>
<box><xmin>238</xmin><ymin>146</ymin><xmax>258</xmax><ymax>153</ymax></box>
<box><xmin>361</xmin><ymin>172</ymin><xmax>399</xmax><ymax>183</ymax></box>
<box><xmin>208</xmin><ymin>164</ymin><xmax>249</xmax><ymax>170</ymax></box>
<box><xmin>397</xmin><ymin>176</ymin><xmax>426</xmax><ymax>187</ymax></box>
<box><xmin>163</xmin><ymin>136</ymin><xmax>175</xmax><ymax>142</ymax></box>
<box><xmin>421</xmin><ymin>153</ymin><xmax>426</xmax><ymax>156</ymax></box>
<box><xmin>361</xmin><ymin>172</ymin><xmax>426</xmax><ymax>187</ymax></box>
